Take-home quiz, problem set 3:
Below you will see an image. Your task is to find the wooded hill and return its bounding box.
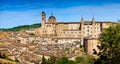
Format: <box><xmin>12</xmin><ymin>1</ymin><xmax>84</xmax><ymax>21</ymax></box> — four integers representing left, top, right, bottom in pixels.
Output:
<box><xmin>0</xmin><ymin>23</ymin><xmax>41</xmax><ymax>32</ymax></box>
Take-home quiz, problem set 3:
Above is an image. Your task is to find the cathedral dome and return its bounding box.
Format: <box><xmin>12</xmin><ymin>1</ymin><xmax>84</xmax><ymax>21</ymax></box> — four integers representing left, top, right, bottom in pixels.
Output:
<box><xmin>48</xmin><ymin>16</ymin><xmax>56</xmax><ymax>20</ymax></box>
<box><xmin>49</xmin><ymin>14</ymin><xmax>56</xmax><ymax>20</ymax></box>
<box><xmin>48</xmin><ymin>13</ymin><xmax>57</xmax><ymax>23</ymax></box>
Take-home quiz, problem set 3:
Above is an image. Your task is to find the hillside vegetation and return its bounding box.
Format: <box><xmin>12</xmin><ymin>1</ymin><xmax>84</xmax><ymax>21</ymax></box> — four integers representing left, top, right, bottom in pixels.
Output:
<box><xmin>0</xmin><ymin>23</ymin><xmax>41</xmax><ymax>32</ymax></box>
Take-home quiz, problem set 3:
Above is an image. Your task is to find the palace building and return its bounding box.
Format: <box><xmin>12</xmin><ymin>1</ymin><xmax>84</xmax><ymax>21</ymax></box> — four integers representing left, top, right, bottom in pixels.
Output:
<box><xmin>35</xmin><ymin>11</ymin><xmax>116</xmax><ymax>54</ymax></box>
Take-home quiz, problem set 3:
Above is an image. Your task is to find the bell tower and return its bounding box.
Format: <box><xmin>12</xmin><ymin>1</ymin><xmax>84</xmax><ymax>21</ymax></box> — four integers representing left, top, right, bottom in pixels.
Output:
<box><xmin>41</xmin><ymin>11</ymin><xmax>46</xmax><ymax>28</ymax></box>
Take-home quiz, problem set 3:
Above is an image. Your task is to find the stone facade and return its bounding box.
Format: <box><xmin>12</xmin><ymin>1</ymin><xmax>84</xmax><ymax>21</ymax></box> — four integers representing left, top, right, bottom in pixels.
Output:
<box><xmin>84</xmin><ymin>37</ymin><xmax>99</xmax><ymax>54</ymax></box>
<box><xmin>36</xmin><ymin>11</ymin><xmax>116</xmax><ymax>54</ymax></box>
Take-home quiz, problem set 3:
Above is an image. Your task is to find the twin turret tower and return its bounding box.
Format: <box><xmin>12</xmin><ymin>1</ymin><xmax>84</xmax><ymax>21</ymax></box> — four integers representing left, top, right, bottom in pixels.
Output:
<box><xmin>41</xmin><ymin>11</ymin><xmax>46</xmax><ymax>28</ymax></box>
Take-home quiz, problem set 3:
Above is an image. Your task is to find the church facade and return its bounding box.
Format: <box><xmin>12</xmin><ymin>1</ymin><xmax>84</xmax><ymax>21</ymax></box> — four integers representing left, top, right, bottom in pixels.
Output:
<box><xmin>35</xmin><ymin>11</ymin><xmax>116</xmax><ymax>54</ymax></box>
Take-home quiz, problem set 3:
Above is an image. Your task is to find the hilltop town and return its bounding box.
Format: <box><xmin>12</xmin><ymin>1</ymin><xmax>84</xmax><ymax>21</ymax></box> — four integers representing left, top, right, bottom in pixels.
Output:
<box><xmin>0</xmin><ymin>11</ymin><xmax>116</xmax><ymax>64</ymax></box>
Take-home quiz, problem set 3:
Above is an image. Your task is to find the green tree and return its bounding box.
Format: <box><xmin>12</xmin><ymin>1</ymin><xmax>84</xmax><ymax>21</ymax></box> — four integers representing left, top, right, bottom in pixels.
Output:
<box><xmin>47</xmin><ymin>56</ymin><xmax>56</xmax><ymax>64</ymax></box>
<box><xmin>75</xmin><ymin>54</ymin><xmax>94</xmax><ymax>64</ymax></box>
<box><xmin>2</xmin><ymin>53</ymin><xmax>13</xmax><ymax>61</ymax></box>
<box><xmin>56</xmin><ymin>57</ymin><xmax>76</xmax><ymax>64</ymax></box>
<box><xmin>15</xmin><ymin>58</ymin><xmax>19</xmax><ymax>62</ymax></box>
<box><xmin>69</xmin><ymin>60</ymin><xmax>76</xmax><ymax>64</ymax></box>
<box><xmin>94</xmin><ymin>23</ymin><xmax>120</xmax><ymax>64</ymax></box>
<box><xmin>41</xmin><ymin>55</ymin><xmax>46</xmax><ymax>64</ymax></box>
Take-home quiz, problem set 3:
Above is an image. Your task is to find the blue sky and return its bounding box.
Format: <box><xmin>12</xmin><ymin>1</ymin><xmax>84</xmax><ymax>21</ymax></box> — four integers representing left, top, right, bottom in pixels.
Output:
<box><xmin>0</xmin><ymin>0</ymin><xmax>120</xmax><ymax>28</ymax></box>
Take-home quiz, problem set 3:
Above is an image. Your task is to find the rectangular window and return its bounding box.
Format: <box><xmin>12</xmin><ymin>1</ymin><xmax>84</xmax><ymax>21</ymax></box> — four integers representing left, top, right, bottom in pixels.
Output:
<box><xmin>97</xmin><ymin>27</ymin><xmax>99</xmax><ymax>29</ymax></box>
<box><xmin>87</xmin><ymin>26</ymin><xmax>89</xmax><ymax>28</ymax></box>
<box><xmin>87</xmin><ymin>30</ymin><xmax>89</xmax><ymax>32</ymax></box>
<box><xmin>94</xmin><ymin>27</ymin><xmax>96</xmax><ymax>29</ymax></box>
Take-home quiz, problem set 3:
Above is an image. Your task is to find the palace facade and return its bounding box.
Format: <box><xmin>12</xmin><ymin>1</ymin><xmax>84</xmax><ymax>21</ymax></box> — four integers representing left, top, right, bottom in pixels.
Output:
<box><xmin>35</xmin><ymin>11</ymin><xmax>116</xmax><ymax>54</ymax></box>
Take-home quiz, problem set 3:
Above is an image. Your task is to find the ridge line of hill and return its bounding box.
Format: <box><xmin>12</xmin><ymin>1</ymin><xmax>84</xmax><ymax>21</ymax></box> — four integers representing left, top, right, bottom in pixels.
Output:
<box><xmin>0</xmin><ymin>23</ymin><xmax>41</xmax><ymax>32</ymax></box>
